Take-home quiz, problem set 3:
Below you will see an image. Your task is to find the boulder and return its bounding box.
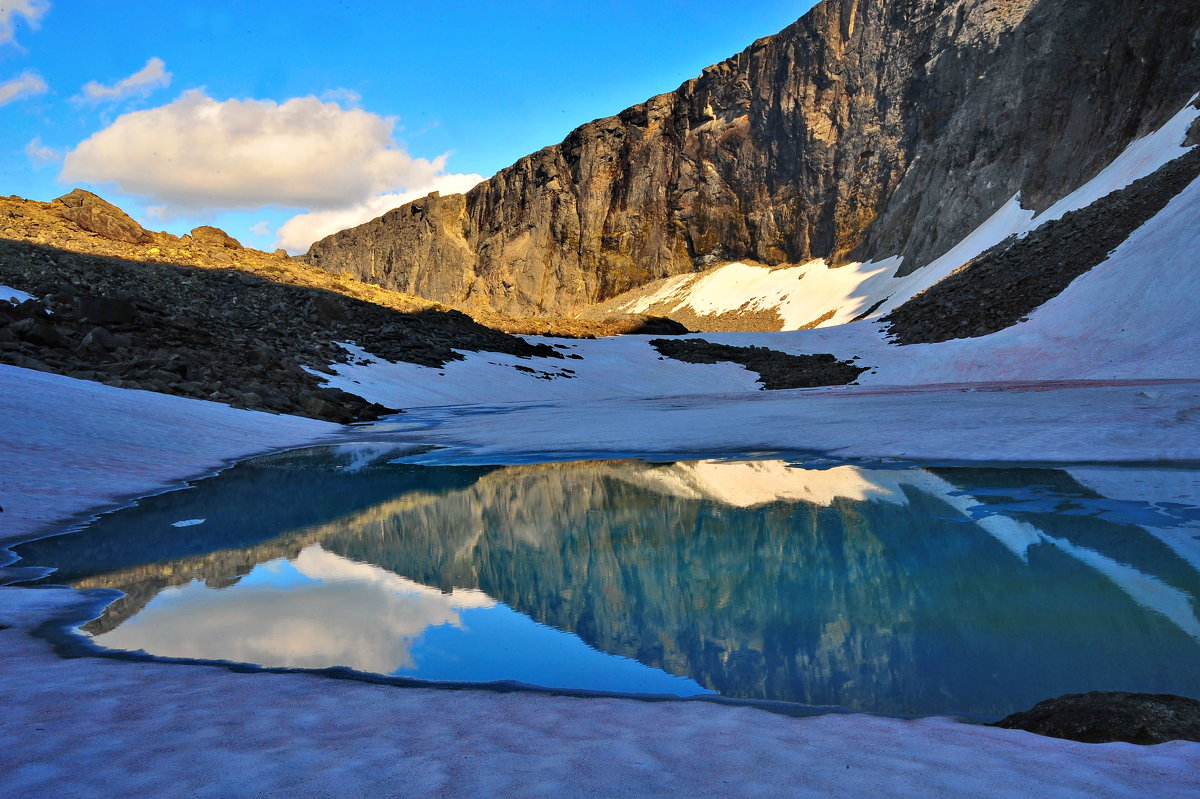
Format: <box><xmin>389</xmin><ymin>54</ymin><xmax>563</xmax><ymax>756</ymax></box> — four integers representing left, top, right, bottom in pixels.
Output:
<box><xmin>993</xmin><ymin>692</ymin><xmax>1200</xmax><ymax>744</ymax></box>
<box><xmin>53</xmin><ymin>189</ymin><xmax>151</xmax><ymax>245</ymax></box>
<box><xmin>190</xmin><ymin>226</ymin><xmax>242</xmax><ymax>249</ymax></box>
<box><xmin>312</xmin><ymin>294</ymin><xmax>349</xmax><ymax>323</ymax></box>
<box><xmin>9</xmin><ymin>317</ymin><xmax>61</xmax><ymax>347</ymax></box>
<box><xmin>79</xmin><ymin>326</ymin><xmax>117</xmax><ymax>353</ymax></box>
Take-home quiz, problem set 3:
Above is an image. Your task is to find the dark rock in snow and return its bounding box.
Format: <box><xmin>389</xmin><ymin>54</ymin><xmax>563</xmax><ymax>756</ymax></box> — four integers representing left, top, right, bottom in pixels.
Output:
<box><xmin>627</xmin><ymin>316</ymin><xmax>690</xmax><ymax>335</ymax></box>
<box><xmin>650</xmin><ymin>338</ymin><xmax>867</xmax><ymax>389</ymax></box>
<box><xmin>993</xmin><ymin>691</ymin><xmax>1200</xmax><ymax>745</ymax></box>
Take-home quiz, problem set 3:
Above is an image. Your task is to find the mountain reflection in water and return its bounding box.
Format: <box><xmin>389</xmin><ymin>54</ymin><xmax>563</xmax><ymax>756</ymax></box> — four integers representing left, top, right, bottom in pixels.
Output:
<box><xmin>17</xmin><ymin>447</ymin><xmax>1200</xmax><ymax>717</ymax></box>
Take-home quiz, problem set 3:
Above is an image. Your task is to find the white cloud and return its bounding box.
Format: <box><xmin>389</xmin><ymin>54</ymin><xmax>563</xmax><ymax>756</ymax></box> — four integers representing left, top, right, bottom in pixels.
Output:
<box><xmin>76</xmin><ymin>56</ymin><xmax>171</xmax><ymax>104</ymax></box>
<box><xmin>250</xmin><ymin>220</ymin><xmax>272</xmax><ymax>237</ymax></box>
<box><xmin>0</xmin><ymin>0</ymin><xmax>48</xmax><ymax>46</ymax></box>
<box><xmin>0</xmin><ymin>69</ymin><xmax>47</xmax><ymax>105</ymax></box>
<box><xmin>276</xmin><ymin>172</ymin><xmax>483</xmax><ymax>253</ymax></box>
<box><xmin>60</xmin><ymin>88</ymin><xmax>484</xmax><ymax>251</ymax></box>
<box><xmin>321</xmin><ymin>87</ymin><xmax>361</xmax><ymax>106</ymax></box>
<box><xmin>24</xmin><ymin>135</ymin><xmax>59</xmax><ymax>165</ymax></box>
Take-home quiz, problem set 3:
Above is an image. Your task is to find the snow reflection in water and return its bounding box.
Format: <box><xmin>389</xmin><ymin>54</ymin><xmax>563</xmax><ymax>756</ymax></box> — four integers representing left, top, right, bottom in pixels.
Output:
<box><xmin>17</xmin><ymin>447</ymin><xmax>1200</xmax><ymax>717</ymax></box>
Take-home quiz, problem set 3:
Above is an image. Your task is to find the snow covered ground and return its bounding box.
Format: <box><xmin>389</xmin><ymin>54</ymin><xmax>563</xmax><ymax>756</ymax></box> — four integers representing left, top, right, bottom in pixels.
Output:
<box><xmin>0</xmin><ymin>364</ymin><xmax>337</xmax><ymax>555</ymax></box>
<box><xmin>2</xmin><ymin>367</ymin><xmax>1199</xmax><ymax>795</ymax></box>
<box><xmin>3</xmin><ymin>585</ymin><xmax>1198</xmax><ymax>798</ymax></box>
<box><xmin>606</xmin><ymin>98</ymin><xmax>1200</xmax><ymax>331</ymax></box>
<box><xmin>0</xmin><ymin>365</ymin><xmax>1191</xmax><ymax>797</ymax></box>
<box><xmin>2</xmin><ymin>95</ymin><xmax>1199</xmax><ymax>799</ymax></box>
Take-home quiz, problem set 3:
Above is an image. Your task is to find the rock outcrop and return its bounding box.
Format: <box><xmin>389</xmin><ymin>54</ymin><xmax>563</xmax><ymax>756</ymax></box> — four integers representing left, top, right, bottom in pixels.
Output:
<box><xmin>189</xmin><ymin>225</ymin><xmax>242</xmax><ymax>249</ymax></box>
<box><xmin>993</xmin><ymin>692</ymin><xmax>1200</xmax><ymax>744</ymax></box>
<box><xmin>304</xmin><ymin>0</ymin><xmax>1200</xmax><ymax>317</ymax></box>
<box><xmin>649</xmin><ymin>338</ymin><xmax>867</xmax><ymax>389</ymax></box>
<box><xmin>0</xmin><ymin>193</ymin><xmax>557</xmax><ymax>423</ymax></box>
<box><xmin>53</xmin><ymin>189</ymin><xmax>151</xmax><ymax>246</ymax></box>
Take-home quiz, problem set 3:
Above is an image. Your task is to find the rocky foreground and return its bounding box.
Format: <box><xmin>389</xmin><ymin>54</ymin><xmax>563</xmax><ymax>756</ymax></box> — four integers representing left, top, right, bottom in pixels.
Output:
<box><xmin>0</xmin><ymin>190</ymin><xmax>555</xmax><ymax>423</ymax></box>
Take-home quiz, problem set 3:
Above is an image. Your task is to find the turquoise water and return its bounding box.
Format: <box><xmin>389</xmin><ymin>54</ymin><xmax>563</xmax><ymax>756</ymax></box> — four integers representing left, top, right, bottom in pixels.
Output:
<box><xmin>17</xmin><ymin>446</ymin><xmax>1200</xmax><ymax>717</ymax></box>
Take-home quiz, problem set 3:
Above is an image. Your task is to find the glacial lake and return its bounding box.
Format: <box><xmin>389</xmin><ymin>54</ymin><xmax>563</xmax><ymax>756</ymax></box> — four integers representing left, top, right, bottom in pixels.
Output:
<box><xmin>17</xmin><ymin>446</ymin><xmax>1200</xmax><ymax>719</ymax></box>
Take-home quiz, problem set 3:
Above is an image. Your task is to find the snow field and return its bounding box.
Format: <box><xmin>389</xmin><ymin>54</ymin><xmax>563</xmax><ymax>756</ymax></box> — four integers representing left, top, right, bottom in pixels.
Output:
<box><xmin>615</xmin><ymin>97</ymin><xmax>1200</xmax><ymax>334</ymax></box>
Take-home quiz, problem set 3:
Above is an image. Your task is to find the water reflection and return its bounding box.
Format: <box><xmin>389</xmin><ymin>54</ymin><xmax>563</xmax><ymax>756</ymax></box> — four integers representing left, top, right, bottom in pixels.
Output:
<box><xmin>16</xmin><ymin>450</ymin><xmax>1200</xmax><ymax>717</ymax></box>
<box><xmin>88</xmin><ymin>542</ymin><xmax>708</xmax><ymax>696</ymax></box>
<box><xmin>94</xmin><ymin>545</ymin><xmax>495</xmax><ymax>673</ymax></box>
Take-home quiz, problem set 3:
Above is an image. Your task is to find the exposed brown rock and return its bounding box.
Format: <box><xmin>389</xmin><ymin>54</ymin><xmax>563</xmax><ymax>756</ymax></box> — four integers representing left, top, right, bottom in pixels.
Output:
<box><xmin>304</xmin><ymin>0</ymin><xmax>1199</xmax><ymax>317</ymax></box>
<box><xmin>190</xmin><ymin>225</ymin><xmax>242</xmax><ymax>249</ymax></box>
<box><xmin>53</xmin><ymin>189</ymin><xmax>151</xmax><ymax>246</ymax></box>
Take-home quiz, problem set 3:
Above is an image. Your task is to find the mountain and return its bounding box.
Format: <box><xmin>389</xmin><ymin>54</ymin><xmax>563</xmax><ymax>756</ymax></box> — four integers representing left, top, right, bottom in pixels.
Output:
<box><xmin>303</xmin><ymin>0</ymin><xmax>1200</xmax><ymax>319</ymax></box>
<box><xmin>0</xmin><ymin>190</ymin><xmax>553</xmax><ymax>422</ymax></box>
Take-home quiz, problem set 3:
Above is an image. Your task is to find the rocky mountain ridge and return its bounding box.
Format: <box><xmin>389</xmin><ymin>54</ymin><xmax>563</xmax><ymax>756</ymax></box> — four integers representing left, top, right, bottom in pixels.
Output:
<box><xmin>304</xmin><ymin>0</ymin><xmax>1200</xmax><ymax>318</ymax></box>
<box><xmin>0</xmin><ymin>190</ymin><xmax>555</xmax><ymax>422</ymax></box>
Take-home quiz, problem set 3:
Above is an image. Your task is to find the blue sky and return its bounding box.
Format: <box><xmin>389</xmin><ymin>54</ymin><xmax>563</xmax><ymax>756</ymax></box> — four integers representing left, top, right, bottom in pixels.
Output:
<box><xmin>1</xmin><ymin>1</ymin><xmax>818</xmax><ymax>252</ymax></box>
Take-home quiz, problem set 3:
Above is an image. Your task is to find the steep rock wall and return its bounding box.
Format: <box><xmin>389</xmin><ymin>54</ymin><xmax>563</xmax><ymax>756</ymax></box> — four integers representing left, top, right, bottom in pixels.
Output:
<box><xmin>305</xmin><ymin>0</ymin><xmax>1200</xmax><ymax>316</ymax></box>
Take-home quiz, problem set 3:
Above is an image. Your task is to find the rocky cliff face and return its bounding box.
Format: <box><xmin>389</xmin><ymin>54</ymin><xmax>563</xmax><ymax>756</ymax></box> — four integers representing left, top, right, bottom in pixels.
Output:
<box><xmin>306</xmin><ymin>0</ymin><xmax>1200</xmax><ymax>317</ymax></box>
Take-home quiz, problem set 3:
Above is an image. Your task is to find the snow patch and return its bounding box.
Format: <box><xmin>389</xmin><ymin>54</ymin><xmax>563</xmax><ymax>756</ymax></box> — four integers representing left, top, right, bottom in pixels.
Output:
<box><xmin>0</xmin><ymin>364</ymin><xmax>336</xmax><ymax>545</ymax></box>
<box><xmin>1</xmin><ymin>285</ymin><xmax>34</xmax><ymax>304</ymax></box>
<box><xmin>611</xmin><ymin>96</ymin><xmax>1200</xmax><ymax>332</ymax></box>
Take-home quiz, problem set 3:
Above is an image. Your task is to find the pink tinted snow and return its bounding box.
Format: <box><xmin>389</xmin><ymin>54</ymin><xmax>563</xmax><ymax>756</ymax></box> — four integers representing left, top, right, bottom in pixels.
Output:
<box><xmin>0</xmin><ymin>364</ymin><xmax>336</xmax><ymax>547</ymax></box>
<box><xmin>1</xmin><ymin>589</ymin><xmax>1197</xmax><ymax>799</ymax></box>
<box><xmin>1</xmin><ymin>365</ymin><xmax>1197</xmax><ymax>798</ymax></box>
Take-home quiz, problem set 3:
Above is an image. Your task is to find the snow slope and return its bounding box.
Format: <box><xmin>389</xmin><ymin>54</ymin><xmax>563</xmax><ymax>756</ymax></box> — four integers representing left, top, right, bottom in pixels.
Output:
<box><xmin>605</xmin><ymin>98</ymin><xmax>1200</xmax><ymax>332</ymax></box>
<box><xmin>0</xmin><ymin>364</ymin><xmax>336</xmax><ymax>552</ymax></box>
<box><xmin>316</xmin><ymin>139</ymin><xmax>1200</xmax><ymax>411</ymax></box>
